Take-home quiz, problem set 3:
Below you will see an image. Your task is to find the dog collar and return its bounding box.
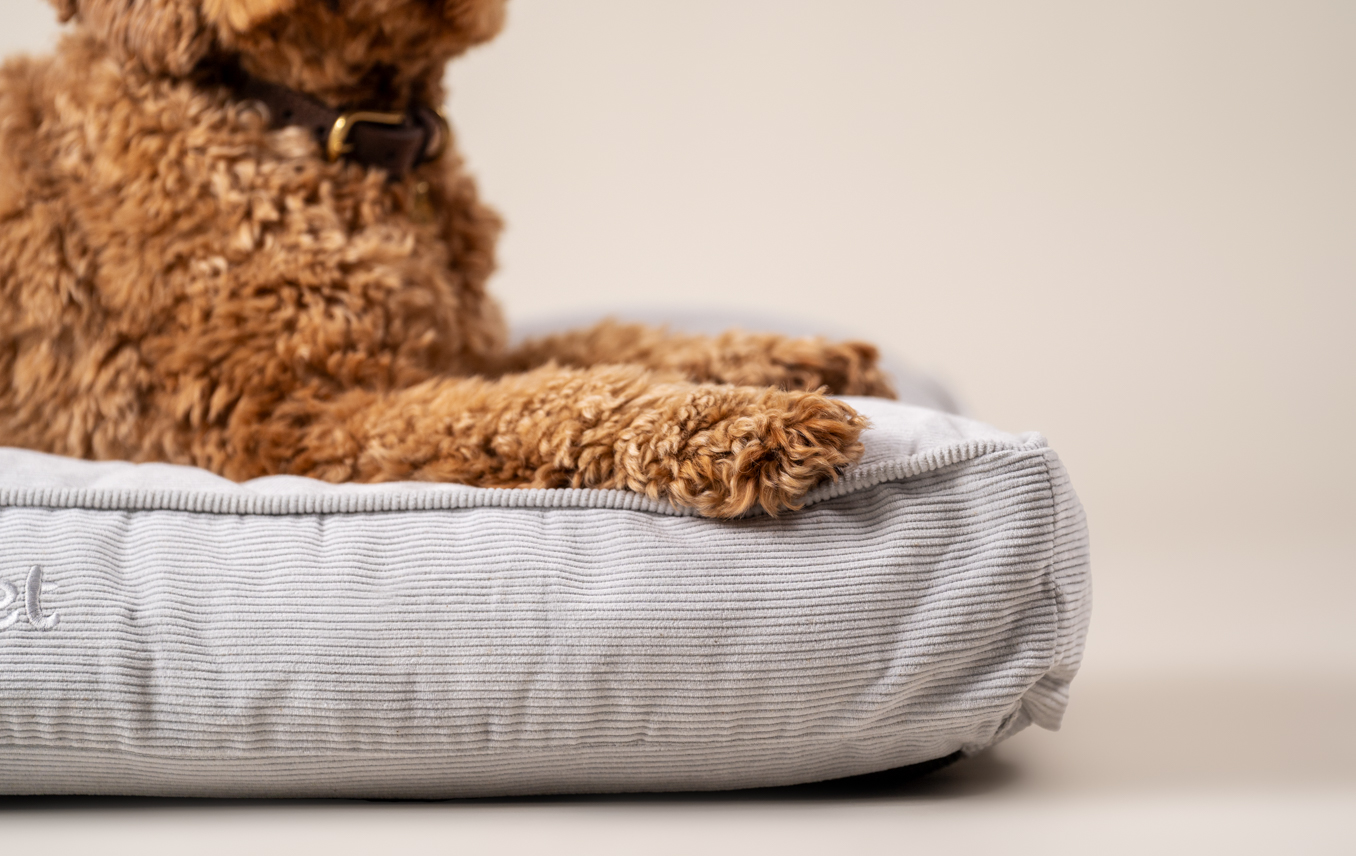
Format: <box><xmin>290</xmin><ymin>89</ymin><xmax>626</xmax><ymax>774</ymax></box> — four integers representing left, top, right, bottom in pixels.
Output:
<box><xmin>236</xmin><ymin>76</ymin><xmax>450</xmax><ymax>179</ymax></box>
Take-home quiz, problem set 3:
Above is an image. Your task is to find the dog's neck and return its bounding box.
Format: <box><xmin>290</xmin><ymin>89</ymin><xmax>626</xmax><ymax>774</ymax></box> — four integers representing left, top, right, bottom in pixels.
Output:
<box><xmin>226</xmin><ymin>67</ymin><xmax>450</xmax><ymax>178</ymax></box>
<box><xmin>218</xmin><ymin>9</ymin><xmax>457</xmax><ymax>111</ymax></box>
<box><xmin>228</xmin><ymin>54</ymin><xmax>446</xmax><ymax>113</ymax></box>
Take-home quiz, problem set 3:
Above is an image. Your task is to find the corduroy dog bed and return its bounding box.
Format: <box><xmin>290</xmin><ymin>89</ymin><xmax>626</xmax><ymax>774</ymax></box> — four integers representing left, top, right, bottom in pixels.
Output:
<box><xmin>0</xmin><ymin>397</ymin><xmax>1090</xmax><ymax>798</ymax></box>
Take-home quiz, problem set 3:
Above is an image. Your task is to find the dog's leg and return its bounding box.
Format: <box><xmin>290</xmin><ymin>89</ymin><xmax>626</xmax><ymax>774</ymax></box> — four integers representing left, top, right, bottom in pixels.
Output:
<box><xmin>250</xmin><ymin>363</ymin><xmax>866</xmax><ymax>518</ymax></box>
<box><xmin>498</xmin><ymin>320</ymin><xmax>896</xmax><ymax>398</ymax></box>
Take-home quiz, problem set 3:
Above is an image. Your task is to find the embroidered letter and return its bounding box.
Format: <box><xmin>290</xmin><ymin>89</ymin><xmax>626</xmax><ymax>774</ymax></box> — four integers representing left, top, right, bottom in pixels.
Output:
<box><xmin>0</xmin><ymin>579</ymin><xmax>19</xmax><ymax>630</ymax></box>
<box><xmin>25</xmin><ymin>566</ymin><xmax>59</xmax><ymax>631</ymax></box>
<box><xmin>0</xmin><ymin>566</ymin><xmax>59</xmax><ymax>631</ymax></box>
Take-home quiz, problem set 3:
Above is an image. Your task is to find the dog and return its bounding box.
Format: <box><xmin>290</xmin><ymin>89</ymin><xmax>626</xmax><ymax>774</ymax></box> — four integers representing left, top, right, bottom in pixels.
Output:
<box><xmin>0</xmin><ymin>0</ymin><xmax>895</xmax><ymax>518</ymax></box>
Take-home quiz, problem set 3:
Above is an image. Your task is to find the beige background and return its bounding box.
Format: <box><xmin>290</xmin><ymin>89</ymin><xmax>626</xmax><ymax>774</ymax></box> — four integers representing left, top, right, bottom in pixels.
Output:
<box><xmin>2</xmin><ymin>1</ymin><xmax>1353</xmax><ymax>852</ymax></box>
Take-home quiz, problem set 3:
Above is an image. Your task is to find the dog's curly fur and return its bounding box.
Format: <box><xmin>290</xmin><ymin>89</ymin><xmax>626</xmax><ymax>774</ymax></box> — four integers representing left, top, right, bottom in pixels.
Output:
<box><xmin>0</xmin><ymin>0</ymin><xmax>895</xmax><ymax>517</ymax></box>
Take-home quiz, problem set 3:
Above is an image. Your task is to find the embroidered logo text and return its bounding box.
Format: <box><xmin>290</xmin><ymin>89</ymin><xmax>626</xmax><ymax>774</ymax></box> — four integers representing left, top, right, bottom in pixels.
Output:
<box><xmin>0</xmin><ymin>566</ymin><xmax>59</xmax><ymax>631</ymax></box>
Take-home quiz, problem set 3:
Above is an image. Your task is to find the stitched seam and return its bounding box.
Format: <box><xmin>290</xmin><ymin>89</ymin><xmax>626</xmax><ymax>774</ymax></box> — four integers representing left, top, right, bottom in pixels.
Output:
<box><xmin>0</xmin><ymin>436</ymin><xmax>1048</xmax><ymax>518</ymax></box>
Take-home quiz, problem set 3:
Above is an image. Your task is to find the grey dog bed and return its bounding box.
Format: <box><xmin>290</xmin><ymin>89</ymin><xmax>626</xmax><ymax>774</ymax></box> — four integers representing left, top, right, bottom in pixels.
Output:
<box><xmin>0</xmin><ymin>396</ymin><xmax>1090</xmax><ymax>798</ymax></box>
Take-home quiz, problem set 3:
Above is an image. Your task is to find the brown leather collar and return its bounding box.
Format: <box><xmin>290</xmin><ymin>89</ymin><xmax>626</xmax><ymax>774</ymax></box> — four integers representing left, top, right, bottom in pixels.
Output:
<box><xmin>236</xmin><ymin>76</ymin><xmax>449</xmax><ymax>179</ymax></box>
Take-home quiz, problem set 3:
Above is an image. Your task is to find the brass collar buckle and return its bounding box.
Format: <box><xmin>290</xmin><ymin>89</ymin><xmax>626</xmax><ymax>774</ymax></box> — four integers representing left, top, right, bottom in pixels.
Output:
<box><xmin>324</xmin><ymin>108</ymin><xmax>452</xmax><ymax>167</ymax></box>
<box><xmin>233</xmin><ymin>71</ymin><xmax>452</xmax><ymax>178</ymax></box>
<box><xmin>326</xmin><ymin>111</ymin><xmax>407</xmax><ymax>163</ymax></box>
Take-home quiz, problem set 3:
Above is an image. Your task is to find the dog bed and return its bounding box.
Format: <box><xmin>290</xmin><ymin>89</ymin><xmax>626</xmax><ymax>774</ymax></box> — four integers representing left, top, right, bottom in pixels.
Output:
<box><xmin>0</xmin><ymin>396</ymin><xmax>1090</xmax><ymax>798</ymax></box>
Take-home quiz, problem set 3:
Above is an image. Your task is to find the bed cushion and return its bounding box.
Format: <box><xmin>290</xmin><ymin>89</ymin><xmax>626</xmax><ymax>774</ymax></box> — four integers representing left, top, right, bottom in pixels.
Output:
<box><xmin>0</xmin><ymin>397</ymin><xmax>1090</xmax><ymax>798</ymax></box>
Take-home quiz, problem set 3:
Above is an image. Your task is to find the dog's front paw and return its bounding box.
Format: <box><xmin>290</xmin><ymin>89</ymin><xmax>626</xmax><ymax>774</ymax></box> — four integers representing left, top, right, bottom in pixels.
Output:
<box><xmin>617</xmin><ymin>387</ymin><xmax>868</xmax><ymax>518</ymax></box>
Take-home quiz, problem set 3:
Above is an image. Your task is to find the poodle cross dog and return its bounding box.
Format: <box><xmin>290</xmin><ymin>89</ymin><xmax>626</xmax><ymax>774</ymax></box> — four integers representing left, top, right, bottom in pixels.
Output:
<box><xmin>0</xmin><ymin>0</ymin><xmax>896</xmax><ymax>517</ymax></box>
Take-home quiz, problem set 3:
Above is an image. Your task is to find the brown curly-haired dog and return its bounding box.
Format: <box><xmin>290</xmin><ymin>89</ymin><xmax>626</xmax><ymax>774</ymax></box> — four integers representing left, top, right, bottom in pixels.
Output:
<box><xmin>0</xmin><ymin>0</ymin><xmax>895</xmax><ymax>517</ymax></box>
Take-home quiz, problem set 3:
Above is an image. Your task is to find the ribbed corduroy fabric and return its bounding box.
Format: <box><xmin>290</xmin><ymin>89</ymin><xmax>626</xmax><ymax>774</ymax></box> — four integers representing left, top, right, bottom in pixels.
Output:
<box><xmin>0</xmin><ymin>398</ymin><xmax>1090</xmax><ymax>797</ymax></box>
